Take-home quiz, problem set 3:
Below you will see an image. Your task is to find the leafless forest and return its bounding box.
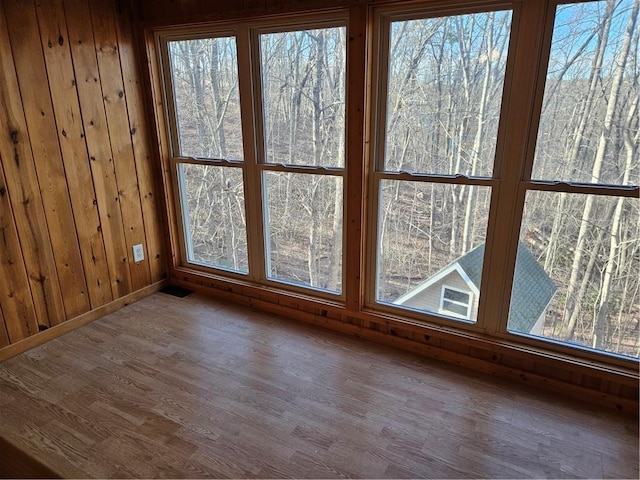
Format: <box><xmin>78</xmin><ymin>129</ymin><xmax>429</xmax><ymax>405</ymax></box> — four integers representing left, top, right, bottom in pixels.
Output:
<box><xmin>168</xmin><ymin>0</ymin><xmax>639</xmax><ymax>358</ymax></box>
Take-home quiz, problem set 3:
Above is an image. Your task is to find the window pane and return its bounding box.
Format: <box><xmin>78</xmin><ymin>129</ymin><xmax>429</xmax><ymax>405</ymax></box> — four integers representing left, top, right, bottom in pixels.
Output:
<box><xmin>168</xmin><ymin>37</ymin><xmax>244</xmax><ymax>160</ymax></box>
<box><xmin>442</xmin><ymin>300</ymin><xmax>468</xmax><ymax>317</ymax></box>
<box><xmin>179</xmin><ymin>164</ymin><xmax>248</xmax><ymax>273</ymax></box>
<box><xmin>377</xmin><ymin>181</ymin><xmax>491</xmax><ymax>323</ymax></box>
<box><xmin>264</xmin><ymin>172</ymin><xmax>343</xmax><ymax>292</ymax></box>
<box><xmin>531</xmin><ymin>1</ymin><xmax>639</xmax><ymax>185</ymax></box>
<box><xmin>384</xmin><ymin>11</ymin><xmax>512</xmax><ymax>175</ymax></box>
<box><xmin>509</xmin><ymin>191</ymin><xmax>639</xmax><ymax>359</ymax></box>
<box><xmin>260</xmin><ymin>27</ymin><xmax>346</xmax><ymax>168</ymax></box>
<box><xmin>444</xmin><ymin>288</ymin><xmax>470</xmax><ymax>303</ymax></box>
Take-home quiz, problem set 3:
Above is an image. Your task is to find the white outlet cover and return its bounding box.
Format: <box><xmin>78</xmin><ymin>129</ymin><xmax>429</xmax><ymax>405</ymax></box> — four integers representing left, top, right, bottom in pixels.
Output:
<box><xmin>133</xmin><ymin>244</ymin><xmax>144</xmax><ymax>262</ymax></box>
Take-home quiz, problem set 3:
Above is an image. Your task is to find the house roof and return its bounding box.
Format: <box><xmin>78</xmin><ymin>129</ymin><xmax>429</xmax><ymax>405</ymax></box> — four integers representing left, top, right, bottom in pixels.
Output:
<box><xmin>394</xmin><ymin>242</ymin><xmax>557</xmax><ymax>333</ymax></box>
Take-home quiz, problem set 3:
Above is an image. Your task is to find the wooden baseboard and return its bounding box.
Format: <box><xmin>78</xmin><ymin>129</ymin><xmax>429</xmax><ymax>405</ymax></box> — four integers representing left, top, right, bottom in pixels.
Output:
<box><xmin>0</xmin><ymin>281</ymin><xmax>167</xmax><ymax>361</ymax></box>
<box><xmin>175</xmin><ymin>274</ymin><xmax>639</xmax><ymax>417</ymax></box>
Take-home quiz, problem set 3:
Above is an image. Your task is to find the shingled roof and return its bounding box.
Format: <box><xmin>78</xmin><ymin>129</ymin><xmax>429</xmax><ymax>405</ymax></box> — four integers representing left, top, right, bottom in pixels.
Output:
<box><xmin>396</xmin><ymin>242</ymin><xmax>557</xmax><ymax>333</ymax></box>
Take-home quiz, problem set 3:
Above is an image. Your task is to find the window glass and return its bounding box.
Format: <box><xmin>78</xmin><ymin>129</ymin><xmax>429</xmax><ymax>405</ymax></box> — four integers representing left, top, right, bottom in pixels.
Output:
<box><xmin>263</xmin><ymin>171</ymin><xmax>343</xmax><ymax>293</ymax></box>
<box><xmin>378</xmin><ymin>181</ymin><xmax>491</xmax><ymax>323</ymax></box>
<box><xmin>264</xmin><ymin>172</ymin><xmax>342</xmax><ymax>293</ymax></box>
<box><xmin>510</xmin><ymin>0</ymin><xmax>639</xmax><ymax>359</ymax></box>
<box><xmin>384</xmin><ymin>10</ymin><xmax>512</xmax><ymax>176</ymax></box>
<box><xmin>441</xmin><ymin>287</ymin><xmax>472</xmax><ymax>317</ymax></box>
<box><xmin>260</xmin><ymin>27</ymin><xmax>346</xmax><ymax>167</ymax></box>
<box><xmin>179</xmin><ymin>164</ymin><xmax>248</xmax><ymax>273</ymax></box>
<box><xmin>444</xmin><ymin>287</ymin><xmax>471</xmax><ymax>303</ymax></box>
<box><xmin>509</xmin><ymin>191</ymin><xmax>639</xmax><ymax>359</ymax></box>
<box><xmin>169</xmin><ymin>37</ymin><xmax>244</xmax><ymax>160</ymax></box>
<box><xmin>531</xmin><ymin>0</ymin><xmax>639</xmax><ymax>186</ymax></box>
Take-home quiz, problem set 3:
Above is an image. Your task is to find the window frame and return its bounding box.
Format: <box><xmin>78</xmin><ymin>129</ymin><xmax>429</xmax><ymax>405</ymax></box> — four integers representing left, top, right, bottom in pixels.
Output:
<box><xmin>252</xmin><ymin>20</ymin><xmax>349</xmax><ymax>295</ymax></box>
<box><xmin>365</xmin><ymin>1</ymin><xmax>515</xmax><ymax>333</ymax></box>
<box><xmin>156</xmin><ymin>13</ymin><xmax>350</xmax><ymax>301</ymax></box>
<box><xmin>494</xmin><ymin>0</ymin><xmax>640</xmax><ymax>361</ymax></box>
<box><xmin>158</xmin><ymin>29</ymin><xmax>255</xmax><ymax>280</ymax></box>
<box><xmin>440</xmin><ymin>285</ymin><xmax>473</xmax><ymax>319</ymax></box>
<box><xmin>366</xmin><ymin>0</ymin><xmax>639</xmax><ymax>367</ymax></box>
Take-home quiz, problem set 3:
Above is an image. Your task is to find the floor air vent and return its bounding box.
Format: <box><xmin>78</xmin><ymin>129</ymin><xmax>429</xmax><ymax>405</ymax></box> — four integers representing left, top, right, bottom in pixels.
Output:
<box><xmin>160</xmin><ymin>285</ymin><xmax>194</xmax><ymax>298</ymax></box>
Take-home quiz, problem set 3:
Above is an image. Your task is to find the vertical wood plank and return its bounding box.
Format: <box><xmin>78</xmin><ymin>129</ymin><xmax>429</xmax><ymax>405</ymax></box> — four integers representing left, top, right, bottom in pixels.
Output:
<box><xmin>144</xmin><ymin>29</ymin><xmax>179</xmax><ymax>275</ymax></box>
<box><xmin>345</xmin><ymin>4</ymin><xmax>367</xmax><ymax>311</ymax></box>
<box><xmin>3</xmin><ymin>0</ymin><xmax>90</xmax><ymax>320</ymax></box>
<box><xmin>0</xmin><ymin>162</ymin><xmax>39</xmax><ymax>342</ymax></box>
<box><xmin>0</xmin><ymin>306</ymin><xmax>9</xmax><ymax>348</ymax></box>
<box><xmin>180</xmin><ymin>0</ymin><xmax>202</xmax><ymax>16</ymax></box>
<box><xmin>64</xmin><ymin>0</ymin><xmax>132</xmax><ymax>299</ymax></box>
<box><xmin>142</xmin><ymin>0</ymin><xmax>176</xmax><ymax>21</ymax></box>
<box><xmin>243</xmin><ymin>0</ymin><xmax>267</xmax><ymax>12</ymax></box>
<box><xmin>90</xmin><ymin>0</ymin><xmax>152</xmax><ymax>292</ymax></box>
<box><xmin>35</xmin><ymin>0</ymin><xmax>113</xmax><ymax>309</ymax></box>
<box><xmin>0</xmin><ymin>4</ymin><xmax>66</xmax><ymax>328</ymax></box>
<box><xmin>116</xmin><ymin>3</ymin><xmax>167</xmax><ymax>282</ymax></box>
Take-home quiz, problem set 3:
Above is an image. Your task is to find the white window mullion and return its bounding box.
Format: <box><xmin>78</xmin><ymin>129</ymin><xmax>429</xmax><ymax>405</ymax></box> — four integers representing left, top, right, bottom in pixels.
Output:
<box><xmin>237</xmin><ymin>24</ymin><xmax>267</xmax><ymax>283</ymax></box>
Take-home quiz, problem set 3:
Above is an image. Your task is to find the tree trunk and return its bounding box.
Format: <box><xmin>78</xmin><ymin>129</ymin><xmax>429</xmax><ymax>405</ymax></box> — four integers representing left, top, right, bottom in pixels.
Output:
<box><xmin>593</xmin><ymin>71</ymin><xmax>639</xmax><ymax>349</ymax></box>
<box><xmin>563</xmin><ymin>0</ymin><xmax>623</xmax><ymax>339</ymax></box>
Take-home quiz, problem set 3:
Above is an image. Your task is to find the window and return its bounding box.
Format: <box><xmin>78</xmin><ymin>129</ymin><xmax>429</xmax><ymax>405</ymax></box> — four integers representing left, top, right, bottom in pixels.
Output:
<box><xmin>370</xmin><ymin>7</ymin><xmax>512</xmax><ymax>325</ymax></box>
<box><xmin>366</xmin><ymin>0</ymin><xmax>638</xmax><ymax>361</ymax></box>
<box><xmin>259</xmin><ymin>27</ymin><xmax>346</xmax><ymax>292</ymax></box>
<box><xmin>507</xmin><ymin>0</ymin><xmax>639</xmax><ymax>358</ymax></box>
<box><xmin>168</xmin><ymin>36</ymin><xmax>248</xmax><ymax>273</ymax></box>
<box><xmin>440</xmin><ymin>286</ymin><xmax>472</xmax><ymax>319</ymax></box>
<box><xmin>161</xmin><ymin>17</ymin><xmax>347</xmax><ymax>295</ymax></box>
<box><xmin>154</xmin><ymin>0</ymin><xmax>639</xmax><ymax>365</ymax></box>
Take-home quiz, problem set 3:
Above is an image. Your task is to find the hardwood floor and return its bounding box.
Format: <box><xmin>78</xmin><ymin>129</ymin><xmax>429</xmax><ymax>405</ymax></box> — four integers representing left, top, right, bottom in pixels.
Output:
<box><xmin>0</xmin><ymin>292</ymin><xmax>637</xmax><ymax>479</ymax></box>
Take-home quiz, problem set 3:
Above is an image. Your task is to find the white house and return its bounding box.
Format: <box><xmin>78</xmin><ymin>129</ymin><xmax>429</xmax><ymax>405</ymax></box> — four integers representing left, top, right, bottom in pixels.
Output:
<box><xmin>394</xmin><ymin>243</ymin><xmax>557</xmax><ymax>335</ymax></box>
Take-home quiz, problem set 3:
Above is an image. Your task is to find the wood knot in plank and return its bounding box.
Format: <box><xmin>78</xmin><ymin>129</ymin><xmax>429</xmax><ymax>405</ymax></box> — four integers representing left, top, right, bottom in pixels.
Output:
<box><xmin>32</xmin><ymin>273</ymin><xmax>46</xmax><ymax>283</ymax></box>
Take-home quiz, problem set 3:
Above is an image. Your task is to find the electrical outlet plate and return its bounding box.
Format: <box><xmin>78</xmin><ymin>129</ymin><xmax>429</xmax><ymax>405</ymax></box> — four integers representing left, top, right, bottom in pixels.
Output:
<box><xmin>133</xmin><ymin>244</ymin><xmax>144</xmax><ymax>263</ymax></box>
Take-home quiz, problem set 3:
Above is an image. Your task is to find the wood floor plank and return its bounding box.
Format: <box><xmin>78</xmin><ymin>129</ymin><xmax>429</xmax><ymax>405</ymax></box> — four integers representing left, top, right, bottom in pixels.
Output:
<box><xmin>0</xmin><ymin>292</ymin><xmax>637</xmax><ymax>479</ymax></box>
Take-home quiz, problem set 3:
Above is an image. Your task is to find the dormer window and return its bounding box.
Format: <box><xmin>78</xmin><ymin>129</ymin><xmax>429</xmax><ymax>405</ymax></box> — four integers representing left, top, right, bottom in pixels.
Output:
<box><xmin>440</xmin><ymin>286</ymin><xmax>472</xmax><ymax>319</ymax></box>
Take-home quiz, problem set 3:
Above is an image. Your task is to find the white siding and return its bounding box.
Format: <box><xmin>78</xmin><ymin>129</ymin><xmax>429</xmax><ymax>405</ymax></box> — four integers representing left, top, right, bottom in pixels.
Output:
<box><xmin>399</xmin><ymin>270</ymin><xmax>477</xmax><ymax>321</ymax></box>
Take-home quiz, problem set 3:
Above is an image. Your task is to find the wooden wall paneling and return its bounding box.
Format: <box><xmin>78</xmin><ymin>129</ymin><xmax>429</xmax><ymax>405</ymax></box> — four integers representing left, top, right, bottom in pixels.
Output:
<box><xmin>243</xmin><ymin>0</ymin><xmax>267</xmax><ymax>11</ymax></box>
<box><xmin>35</xmin><ymin>0</ymin><xmax>113</xmax><ymax>309</ymax></box>
<box><xmin>89</xmin><ymin>0</ymin><xmax>152</xmax><ymax>292</ymax></box>
<box><xmin>3</xmin><ymin>0</ymin><xmax>90</xmax><ymax>320</ymax></box>
<box><xmin>64</xmin><ymin>0</ymin><xmax>132</xmax><ymax>299</ymax></box>
<box><xmin>345</xmin><ymin>4</ymin><xmax>367</xmax><ymax>311</ymax></box>
<box><xmin>143</xmin><ymin>28</ymin><xmax>181</xmax><ymax>273</ymax></box>
<box><xmin>0</xmin><ymin>307</ymin><xmax>9</xmax><ymax>348</ymax></box>
<box><xmin>0</xmin><ymin>6</ymin><xmax>66</xmax><ymax>329</ymax></box>
<box><xmin>114</xmin><ymin>0</ymin><xmax>166</xmax><ymax>283</ymax></box>
<box><xmin>179</xmin><ymin>0</ymin><xmax>202</xmax><ymax>16</ymax></box>
<box><xmin>143</xmin><ymin>0</ymin><xmax>179</xmax><ymax>21</ymax></box>
<box><xmin>196</xmin><ymin>0</ymin><xmax>223</xmax><ymax>15</ymax></box>
<box><xmin>0</xmin><ymin>161</ymin><xmax>39</xmax><ymax>342</ymax></box>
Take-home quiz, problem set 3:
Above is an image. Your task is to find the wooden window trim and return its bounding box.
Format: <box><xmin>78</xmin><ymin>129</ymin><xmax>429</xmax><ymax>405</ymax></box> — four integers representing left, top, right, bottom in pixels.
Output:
<box><xmin>155</xmin><ymin>12</ymin><xmax>350</xmax><ymax>301</ymax></box>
